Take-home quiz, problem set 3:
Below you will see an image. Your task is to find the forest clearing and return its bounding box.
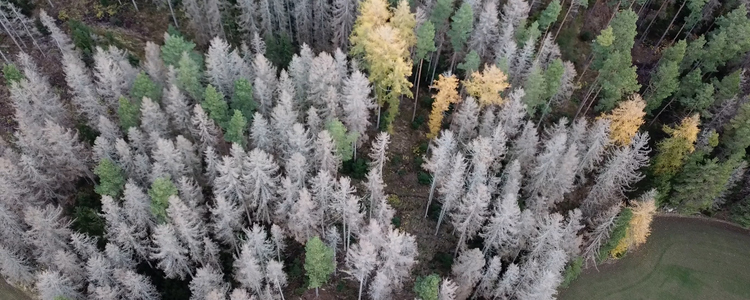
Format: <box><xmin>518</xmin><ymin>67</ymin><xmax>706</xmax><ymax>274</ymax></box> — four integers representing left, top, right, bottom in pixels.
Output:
<box><xmin>559</xmin><ymin>216</ymin><xmax>750</xmax><ymax>300</ymax></box>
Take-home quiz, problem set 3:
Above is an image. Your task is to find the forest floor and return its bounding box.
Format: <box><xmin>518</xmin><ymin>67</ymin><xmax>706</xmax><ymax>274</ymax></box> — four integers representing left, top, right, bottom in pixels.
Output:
<box><xmin>558</xmin><ymin>215</ymin><xmax>750</xmax><ymax>300</ymax></box>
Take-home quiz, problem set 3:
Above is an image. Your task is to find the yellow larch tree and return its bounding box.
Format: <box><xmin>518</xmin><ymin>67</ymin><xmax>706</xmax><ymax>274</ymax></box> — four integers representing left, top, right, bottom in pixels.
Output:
<box><xmin>599</xmin><ymin>94</ymin><xmax>646</xmax><ymax>146</ymax></box>
<box><xmin>652</xmin><ymin>114</ymin><xmax>700</xmax><ymax>178</ymax></box>
<box><xmin>363</xmin><ymin>25</ymin><xmax>413</xmax><ymax>132</ymax></box>
<box><xmin>351</xmin><ymin>0</ymin><xmax>414</xmax><ymax>132</ymax></box>
<box><xmin>349</xmin><ymin>0</ymin><xmax>390</xmax><ymax>57</ymax></box>
<box><xmin>391</xmin><ymin>0</ymin><xmax>417</xmax><ymax>49</ymax></box>
<box><xmin>428</xmin><ymin>74</ymin><xmax>460</xmax><ymax>138</ymax></box>
<box><xmin>611</xmin><ymin>190</ymin><xmax>657</xmax><ymax>257</ymax></box>
<box><xmin>463</xmin><ymin>64</ymin><xmax>510</xmax><ymax>107</ymax></box>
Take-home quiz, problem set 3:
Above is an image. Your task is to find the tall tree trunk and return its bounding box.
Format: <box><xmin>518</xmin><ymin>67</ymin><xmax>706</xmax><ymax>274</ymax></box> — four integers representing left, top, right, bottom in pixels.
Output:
<box><xmin>425</xmin><ymin>178</ymin><xmax>438</xmax><ymax>218</ymax></box>
<box><xmin>0</xmin><ymin>16</ymin><xmax>24</xmax><ymax>52</ymax></box>
<box><xmin>454</xmin><ymin>229</ymin><xmax>465</xmax><ymax>257</ymax></box>
<box><xmin>168</xmin><ymin>0</ymin><xmax>179</xmax><ymax>28</ymax></box>
<box><xmin>553</xmin><ymin>0</ymin><xmax>575</xmax><ymax>42</ymax></box>
<box><xmin>358</xmin><ymin>278</ymin><xmax>364</xmax><ymax>300</ymax></box>
<box><xmin>648</xmin><ymin>96</ymin><xmax>677</xmax><ymax>126</ymax></box>
<box><xmin>655</xmin><ymin>0</ymin><xmax>687</xmax><ymax>49</ymax></box>
<box><xmin>435</xmin><ymin>201</ymin><xmax>451</xmax><ymax>235</ymax></box>
<box><xmin>413</xmin><ymin>58</ymin><xmax>424</xmax><ymax>122</ymax></box>
<box><xmin>582</xmin><ymin>86</ymin><xmax>603</xmax><ymax>116</ymax></box>
<box><xmin>10</xmin><ymin>6</ymin><xmax>43</xmax><ymax>55</ymax></box>
<box><xmin>131</xmin><ymin>0</ymin><xmax>139</xmax><ymax>11</ymax></box>
<box><xmin>0</xmin><ymin>48</ymin><xmax>8</xmax><ymax>63</ymax></box>
<box><xmin>277</xmin><ymin>280</ymin><xmax>286</xmax><ymax>300</ymax></box>
<box><xmin>638</xmin><ymin>0</ymin><xmax>669</xmax><ymax>44</ymax></box>
<box><xmin>670</xmin><ymin>21</ymin><xmax>687</xmax><ymax>45</ymax></box>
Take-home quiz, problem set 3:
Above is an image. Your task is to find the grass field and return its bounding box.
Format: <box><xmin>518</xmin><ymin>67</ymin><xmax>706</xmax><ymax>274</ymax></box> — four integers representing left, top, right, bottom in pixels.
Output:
<box><xmin>0</xmin><ymin>277</ymin><xmax>29</xmax><ymax>300</ymax></box>
<box><xmin>559</xmin><ymin>216</ymin><xmax>750</xmax><ymax>300</ymax></box>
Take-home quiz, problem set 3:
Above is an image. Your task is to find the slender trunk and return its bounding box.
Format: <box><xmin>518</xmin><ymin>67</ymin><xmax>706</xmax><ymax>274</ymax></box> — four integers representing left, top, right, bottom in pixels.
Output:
<box><xmin>425</xmin><ymin>178</ymin><xmax>437</xmax><ymax>218</ymax></box>
<box><xmin>46</xmin><ymin>0</ymin><xmax>54</xmax><ymax>6</ymax></box>
<box><xmin>430</xmin><ymin>39</ymin><xmax>445</xmax><ymax>85</ymax></box>
<box><xmin>435</xmin><ymin>200</ymin><xmax>451</xmax><ymax>235</ymax></box>
<box><xmin>636</xmin><ymin>0</ymin><xmax>651</xmax><ymax>24</ymax></box>
<box><xmin>131</xmin><ymin>0</ymin><xmax>139</xmax><ymax>11</ymax></box>
<box><xmin>11</xmin><ymin>7</ymin><xmax>44</xmax><ymax>55</ymax></box>
<box><xmin>454</xmin><ymin>230</ymin><xmax>465</xmax><ymax>257</ymax></box>
<box><xmin>638</xmin><ymin>0</ymin><xmax>669</xmax><ymax>44</ymax></box>
<box><xmin>358</xmin><ymin>278</ymin><xmax>364</xmax><ymax>300</ymax></box>
<box><xmin>315</xmin><ymin>287</ymin><xmax>319</xmax><ymax>297</ymax></box>
<box><xmin>537</xmin><ymin>96</ymin><xmax>556</xmax><ymax>127</ymax></box>
<box><xmin>449</xmin><ymin>52</ymin><xmax>457</xmax><ymax>72</ymax></box>
<box><xmin>0</xmin><ymin>48</ymin><xmax>8</xmax><ymax>63</ymax></box>
<box><xmin>670</xmin><ymin>22</ymin><xmax>687</xmax><ymax>46</ymax></box>
<box><xmin>575</xmin><ymin>53</ymin><xmax>595</xmax><ymax>85</ymax></box>
<box><xmin>413</xmin><ymin>59</ymin><xmax>424</xmax><ymax>122</ymax></box>
<box><xmin>168</xmin><ymin>0</ymin><xmax>179</xmax><ymax>28</ymax></box>
<box><xmin>655</xmin><ymin>0</ymin><xmax>687</xmax><ymax>49</ymax></box>
<box><xmin>553</xmin><ymin>0</ymin><xmax>574</xmax><ymax>42</ymax></box>
<box><xmin>574</xmin><ymin>77</ymin><xmax>599</xmax><ymax>119</ymax></box>
<box><xmin>648</xmin><ymin>96</ymin><xmax>676</xmax><ymax>127</ymax></box>
<box><xmin>376</xmin><ymin>106</ymin><xmax>381</xmax><ymax>129</ymax></box>
<box><xmin>277</xmin><ymin>280</ymin><xmax>286</xmax><ymax>300</ymax></box>
<box><xmin>582</xmin><ymin>86</ymin><xmax>603</xmax><ymax>116</ymax></box>
<box><xmin>607</xmin><ymin>2</ymin><xmax>622</xmax><ymax>27</ymax></box>
<box><xmin>0</xmin><ymin>16</ymin><xmax>24</xmax><ymax>52</ymax></box>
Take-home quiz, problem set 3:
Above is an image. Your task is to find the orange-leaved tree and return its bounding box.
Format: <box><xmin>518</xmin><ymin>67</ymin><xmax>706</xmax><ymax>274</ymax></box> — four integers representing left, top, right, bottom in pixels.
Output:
<box><xmin>428</xmin><ymin>74</ymin><xmax>460</xmax><ymax>138</ymax></box>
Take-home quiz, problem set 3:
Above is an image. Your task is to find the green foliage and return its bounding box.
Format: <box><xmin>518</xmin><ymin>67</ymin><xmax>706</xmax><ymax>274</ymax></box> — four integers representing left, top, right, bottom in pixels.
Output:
<box><xmin>68</xmin><ymin>19</ymin><xmax>95</xmax><ymax>59</ymax></box>
<box><xmin>595</xmin><ymin>51</ymin><xmax>640</xmax><ymax>112</ymax></box>
<box><xmin>177</xmin><ymin>52</ymin><xmax>204</xmax><ymax>101</ymax></box>
<box><xmin>429</xmin><ymin>0</ymin><xmax>454</xmax><ymax>27</ymax></box>
<box><xmin>700</xmin><ymin>6</ymin><xmax>750</xmax><ymax>73</ymax></box>
<box><xmin>304</xmin><ymin>236</ymin><xmax>335</xmax><ymax>291</ymax></box>
<box><xmin>517</xmin><ymin>21</ymin><xmax>541</xmax><ymax>47</ymax></box>
<box><xmin>448</xmin><ymin>2</ymin><xmax>474</xmax><ymax>54</ymax></box>
<box><xmin>522</xmin><ymin>65</ymin><xmax>547</xmax><ymax>116</ymax></box>
<box><xmin>224</xmin><ymin>110</ymin><xmax>248</xmax><ymax>148</ymax></box>
<box><xmin>117</xmin><ymin>96</ymin><xmax>141</xmax><ymax>131</ymax></box>
<box><xmin>669</xmin><ymin>152</ymin><xmax>741</xmax><ymax>213</ymax></box>
<box><xmin>543</xmin><ymin>58</ymin><xmax>565</xmax><ymax>101</ymax></box>
<box><xmin>265</xmin><ymin>33</ymin><xmax>295</xmax><ymax>69</ymax></box>
<box><xmin>94</xmin><ymin>158</ymin><xmax>126</xmax><ymax>197</ymax></box>
<box><xmin>411</xmin><ymin>114</ymin><xmax>426</xmax><ymax>129</ymax></box>
<box><xmin>684</xmin><ymin>0</ymin><xmax>708</xmax><ymax>29</ymax></box>
<box><xmin>538</xmin><ymin>0</ymin><xmax>562</xmax><ymax>31</ymax></box>
<box><xmin>416</xmin><ymin>20</ymin><xmax>437</xmax><ymax>62</ymax></box>
<box><xmin>202</xmin><ymin>85</ymin><xmax>229</xmax><ymax>129</ymax></box>
<box><xmin>131</xmin><ymin>71</ymin><xmax>161</xmax><ymax>103</ymax></box>
<box><xmin>149</xmin><ymin>177</ymin><xmax>178</xmax><ymax>223</ymax></box>
<box><xmin>457</xmin><ymin>50</ymin><xmax>480</xmax><ymax>76</ymax></box>
<box><xmin>713</xmin><ymin>70</ymin><xmax>741</xmax><ymax>104</ymax></box>
<box><xmin>414</xmin><ymin>274</ymin><xmax>440</xmax><ymax>300</ymax></box>
<box><xmin>341</xmin><ymin>158</ymin><xmax>369</xmax><ymax>179</ymax></box>
<box><xmin>599</xmin><ymin>208</ymin><xmax>633</xmax><ymax>261</ymax></box>
<box><xmin>680</xmin><ymin>35</ymin><xmax>706</xmax><ymax>72</ymax></box>
<box><xmin>71</xmin><ymin>189</ymin><xmax>106</xmax><ymax>240</ymax></box>
<box><xmin>731</xmin><ymin>196</ymin><xmax>750</xmax><ymax>228</ymax></box>
<box><xmin>231</xmin><ymin>79</ymin><xmax>257</xmax><ymax>119</ymax></box>
<box><xmin>645</xmin><ymin>40</ymin><xmax>686</xmax><ymax>114</ymax></box>
<box><xmin>560</xmin><ymin>257</ymin><xmax>584</xmax><ymax>288</ymax></box>
<box><xmin>391</xmin><ymin>216</ymin><xmax>402</xmax><ymax>228</ymax></box>
<box><xmin>325</xmin><ymin>118</ymin><xmax>359</xmax><ymax>162</ymax></box>
<box><xmin>161</xmin><ymin>32</ymin><xmax>198</xmax><ymax>67</ymax></box>
<box><xmin>2</xmin><ymin>63</ymin><xmax>23</xmax><ymax>86</ymax></box>
<box><xmin>722</xmin><ymin>102</ymin><xmax>750</xmax><ymax>157</ymax></box>
<box><xmin>417</xmin><ymin>171</ymin><xmax>432</xmax><ymax>185</ymax></box>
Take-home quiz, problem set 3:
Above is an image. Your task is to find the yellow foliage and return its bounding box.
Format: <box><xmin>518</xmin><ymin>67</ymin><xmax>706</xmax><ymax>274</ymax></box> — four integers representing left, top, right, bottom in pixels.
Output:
<box><xmin>610</xmin><ymin>228</ymin><xmax>630</xmax><ymax>258</ymax></box>
<box><xmin>611</xmin><ymin>191</ymin><xmax>657</xmax><ymax>258</ymax></box>
<box><xmin>350</xmin><ymin>0</ymin><xmax>391</xmax><ymax>57</ymax></box>
<box><xmin>627</xmin><ymin>194</ymin><xmax>657</xmax><ymax>248</ymax></box>
<box><xmin>599</xmin><ymin>94</ymin><xmax>646</xmax><ymax>146</ymax></box>
<box><xmin>463</xmin><ymin>64</ymin><xmax>510</xmax><ymax>107</ymax></box>
<box><xmin>653</xmin><ymin>114</ymin><xmax>700</xmax><ymax>177</ymax></box>
<box><xmin>390</xmin><ymin>0</ymin><xmax>416</xmax><ymax>49</ymax></box>
<box><xmin>427</xmin><ymin>74</ymin><xmax>460</xmax><ymax>138</ymax></box>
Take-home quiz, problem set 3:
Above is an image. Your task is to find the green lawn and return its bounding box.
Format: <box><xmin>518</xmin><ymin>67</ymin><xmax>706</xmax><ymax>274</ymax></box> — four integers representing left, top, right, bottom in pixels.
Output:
<box><xmin>0</xmin><ymin>277</ymin><xmax>30</xmax><ymax>300</ymax></box>
<box><xmin>559</xmin><ymin>216</ymin><xmax>750</xmax><ymax>300</ymax></box>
